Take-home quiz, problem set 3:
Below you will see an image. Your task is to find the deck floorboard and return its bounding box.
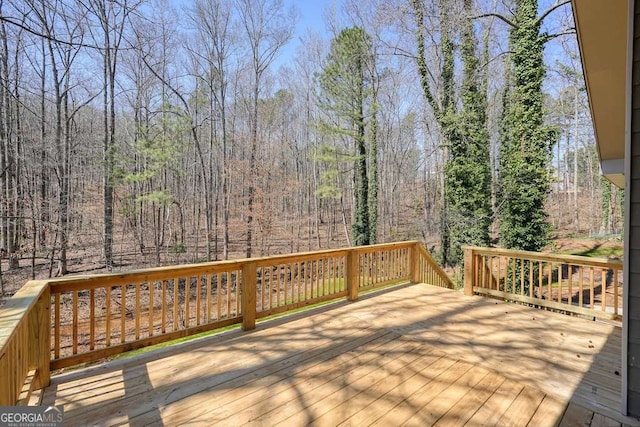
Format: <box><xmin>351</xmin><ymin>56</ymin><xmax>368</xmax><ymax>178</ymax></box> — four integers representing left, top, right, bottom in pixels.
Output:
<box><xmin>41</xmin><ymin>283</ymin><xmax>640</xmax><ymax>426</ymax></box>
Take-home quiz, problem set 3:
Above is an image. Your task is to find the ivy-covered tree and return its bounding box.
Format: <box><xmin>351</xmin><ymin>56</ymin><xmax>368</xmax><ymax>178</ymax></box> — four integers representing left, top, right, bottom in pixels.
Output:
<box><xmin>498</xmin><ymin>0</ymin><xmax>564</xmax><ymax>252</ymax></box>
<box><xmin>412</xmin><ymin>0</ymin><xmax>491</xmax><ymax>265</ymax></box>
<box><xmin>445</xmin><ymin>0</ymin><xmax>492</xmax><ymax>263</ymax></box>
<box><xmin>318</xmin><ymin>26</ymin><xmax>377</xmax><ymax>246</ymax></box>
<box><xmin>412</xmin><ymin>0</ymin><xmax>454</xmax><ymax>264</ymax></box>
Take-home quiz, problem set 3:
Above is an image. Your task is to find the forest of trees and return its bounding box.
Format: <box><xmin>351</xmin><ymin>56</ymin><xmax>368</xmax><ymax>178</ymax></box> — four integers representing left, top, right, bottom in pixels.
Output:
<box><xmin>0</xmin><ymin>0</ymin><xmax>624</xmax><ymax>294</ymax></box>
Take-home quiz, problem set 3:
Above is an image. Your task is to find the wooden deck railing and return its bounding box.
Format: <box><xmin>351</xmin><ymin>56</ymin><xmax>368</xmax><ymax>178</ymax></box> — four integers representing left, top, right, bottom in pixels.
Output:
<box><xmin>0</xmin><ymin>280</ymin><xmax>50</xmax><ymax>406</ymax></box>
<box><xmin>463</xmin><ymin>246</ymin><xmax>623</xmax><ymax>321</ymax></box>
<box><xmin>0</xmin><ymin>241</ymin><xmax>452</xmax><ymax>405</ymax></box>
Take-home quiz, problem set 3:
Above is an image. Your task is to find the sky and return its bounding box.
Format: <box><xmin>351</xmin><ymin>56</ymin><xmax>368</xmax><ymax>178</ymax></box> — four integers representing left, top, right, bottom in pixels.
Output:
<box><xmin>278</xmin><ymin>0</ymin><xmax>333</xmax><ymax>66</ymax></box>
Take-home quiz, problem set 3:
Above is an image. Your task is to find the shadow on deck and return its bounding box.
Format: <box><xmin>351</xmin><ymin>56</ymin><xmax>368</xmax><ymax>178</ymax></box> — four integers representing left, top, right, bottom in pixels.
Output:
<box><xmin>40</xmin><ymin>283</ymin><xmax>640</xmax><ymax>426</ymax></box>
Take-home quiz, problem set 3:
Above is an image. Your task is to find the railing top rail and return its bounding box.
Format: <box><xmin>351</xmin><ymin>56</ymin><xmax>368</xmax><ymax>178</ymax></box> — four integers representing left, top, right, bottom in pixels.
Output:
<box><xmin>0</xmin><ymin>280</ymin><xmax>49</xmax><ymax>352</ymax></box>
<box><xmin>463</xmin><ymin>246</ymin><xmax>623</xmax><ymax>270</ymax></box>
<box><xmin>351</xmin><ymin>241</ymin><xmax>418</xmax><ymax>252</ymax></box>
<box><xmin>43</xmin><ymin>242</ymin><xmax>423</xmax><ymax>292</ymax></box>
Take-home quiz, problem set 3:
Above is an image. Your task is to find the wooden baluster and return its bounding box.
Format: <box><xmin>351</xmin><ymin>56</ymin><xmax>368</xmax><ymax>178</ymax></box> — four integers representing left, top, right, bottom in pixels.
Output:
<box><xmin>271</xmin><ymin>265</ymin><xmax>276</xmax><ymax>308</ymax></box>
<box><xmin>322</xmin><ymin>260</ymin><xmax>326</xmax><ymax>297</ymax></box>
<box><xmin>529</xmin><ymin>260</ymin><xmax>534</xmax><ymax>298</ymax></box>
<box><xmin>105</xmin><ymin>287</ymin><xmax>111</xmax><ymax>347</ymax></box>
<box><xmin>601</xmin><ymin>269</ymin><xmax>607</xmax><ymax>312</ymax></box>
<box><xmin>307</xmin><ymin>261</ymin><xmax>312</xmax><ymax>299</ymax></box>
<box><xmin>236</xmin><ymin>271</ymin><xmax>241</xmax><ymax>316</ymax></box>
<box><xmin>282</xmin><ymin>263</ymin><xmax>291</xmax><ymax>305</ymax></box>
<box><xmin>489</xmin><ymin>257</ymin><xmax>494</xmax><ymax>290</ymax></box>
<box><xmin>341</xmin><ymin>257</ymin><xmax>346</xmax><ymax>292</ymax></box>
<box><xmin>335</xmin><ymin>257</ymin><xmax>339</xmax><ymax>293</ymax></box>
<box><xmin>578</xmin><ymin>266</ymin><xmax>584</xmax><ymax>308</ymax></box>
<box><xmin>404</xmin><ymin>248</ymin><xmax>408</xmax><ymax>278</ymax></box>
<box><xmin>547</xmin><ymin>264</ymin><xmax>552</xmax><ymax>301</ymax></box>
<box><xmin>275</xmin><ymin>264</ymin><xmax>281</xmax><ymax>307</ymax></box>
<box><xmin>557</xmin><ymin>264</ymin><xmax>562</xmax><ymax>304</ymax></box>
<box><xmin>520</xmin><ymin>259</ymin><xmax>525</xmax><ymax>296</ymax></box>
<box><xmin>614</xmin><ymin>269</ymin><xmax>619</xmax><ymax>316</ymax></box>
<box><xmin>261</xmin><ymin>267</ymin><xmax>266</xmax><ymax>311</ymax></box>
<box><xmin>173</xmin><ymin>279</ymin><xmax>179</xmax><ymax>331</ymax></box>
<box><xmin>365</xmin><ymin>253</ymin><xmax>369</xmax><ymax>286</ymax></box>
<box><xmin>590</xmin><ymin>267</ymin><xmax>595</xmax><ymax>309</ymax></box>
<box><xmin>90</xmin><ymin>289</ymin><xmax>95</xmax><ymax>350</ymax></box>
<box><xmin>296</xmin><ymin>262</ymin><xmax>302</xmax><ymax>303</ymax></box>
<box><xmin>161</xmin><ymin>280</ymin><xmax>166</xmax><ymax>333</ymax></box>
<box><xmin>216</xmin><ymin>273</ymin><xmax>222</xmax><ymax>320</ymax></box>
<box><xmin>568</xmin><ymin>265</ymin><xmax>573</xmax><ymax>306</ymax></box>
<box><xmin>135</xmin><ymin>283</ymin><xmax>141</xmax><ymax>340</ymax></box>
<box><xmin>121</xmin><ymin>285</ymin><xmax>126</xmax><ymax>343</ymax></box>
<box><xmin>196</xmin><ymin>275</ymin><xmax>202</xmax><ymax>326</ymax></box>
<box><xmin>329</xmin><ymin>258</ymin><xmax>334</xmax><ymax>294</ymax></box>
<box><xmin>149</xmin><ymin>282</ymin><xmax>154</xmax><ymax>337</ymax></box>
<box><xmin>206</xmin><ymin>274</ymin><xmax>212</xmax><ymax>322</ymax></box>
<box><xmin>371</xmin><ymin>252</ymin><xmax>376</xmax><ymax>285</ymax></box>
<box><xmin>55</xmin><ymin>292</ymin><xmax>61</xmax><ymax>357</ymax></box>
<box><xmin>496</xmin><ymin>256</ymin><xmax>500</xmax><ymax>291</ymax></box>
<box><xmin>311</xmin><ymin>261</ymin><xmax>320</xmax><ymax>298</ymax></box>
<box><xmin>185</xmin><ymin>278</ymin><xmax>190</xmax><ymax>328</ymax></box>
<box><xmin>538</xmin><ymin>262</ymin><xmax>543</xmax><ymax>299</ymax></box>
<box><xmin>391</xmin><ymin>249</ymin><xmax>396</xmax><ymax>281</ymax></box>
<box><xmin>265</xmin><ymin>266</ymin><xmax>270</xmax><ymax>310</ymax></box>
<box><xmin>72</xmin><ymin>291</ymin><xmax>78</xmax><ymax>354</ymax></box>
<box><xmin>227</xmin><ymin>271</ymin><xmax>232</xmax><ymax>317</ymax></box>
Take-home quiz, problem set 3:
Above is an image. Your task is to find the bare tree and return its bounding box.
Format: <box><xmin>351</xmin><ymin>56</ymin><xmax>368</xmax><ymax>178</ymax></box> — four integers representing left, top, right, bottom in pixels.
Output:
<box><xmin>85</xmin><ymin>0</ymin><xmax>139</xmax><ymax>268</ymax></box>
<box><xmin>236</xmin><ymin>0</ymin><xmax>295</xmax><ymax>258</ymax></box>
<box><xmin>188</xmin><ymin>0</ymin><xmax>236</xmax><ymax>260</ymax></box>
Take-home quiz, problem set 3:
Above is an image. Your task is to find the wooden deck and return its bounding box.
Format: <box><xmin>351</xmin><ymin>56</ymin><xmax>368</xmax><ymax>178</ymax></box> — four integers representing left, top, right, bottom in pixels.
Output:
<box><xmin>40</xmin><ymin>283</ymin><xmax>640</xmax><ymax>426</ymax></box>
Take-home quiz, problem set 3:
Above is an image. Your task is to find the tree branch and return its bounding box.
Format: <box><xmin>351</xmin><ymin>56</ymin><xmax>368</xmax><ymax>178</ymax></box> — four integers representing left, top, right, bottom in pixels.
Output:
<box><xmin>543</xmin><ymin>28</ymin><xmax>576</xmax><ymax>43</ymax></box>
<box><xmin>0</xmin><ymin>15</ymin><xmax>102</xmax><ymax>49</ymax></box>
<box><xmin>537</xmin><ymin>0</ymin><xmax>571</xmax><ymax>26</ymax></box>
<box><xmin>411</xmin><ymin>0</ymin><xmax>442</xmax><ymax>120</ymax></box>
<box><xmin>473</xmin><ymin>13</ymin><xmax>517</xmax><ymax>29</ymax></box>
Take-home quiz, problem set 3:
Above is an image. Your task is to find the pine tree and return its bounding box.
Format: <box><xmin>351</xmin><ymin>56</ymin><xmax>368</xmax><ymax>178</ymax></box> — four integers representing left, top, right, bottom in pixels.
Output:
<box><xmin>318</xmin><ymin>27</ymin><xmax>376</xmax><ymax>246</ymax></box>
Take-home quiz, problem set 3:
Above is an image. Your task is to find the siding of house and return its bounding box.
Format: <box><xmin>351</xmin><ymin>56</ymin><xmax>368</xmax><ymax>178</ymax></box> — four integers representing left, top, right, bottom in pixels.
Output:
<box><xmin>630</xmin><ymin>0</ymin><xmax>640</xmax><ymax>416</ymax></box>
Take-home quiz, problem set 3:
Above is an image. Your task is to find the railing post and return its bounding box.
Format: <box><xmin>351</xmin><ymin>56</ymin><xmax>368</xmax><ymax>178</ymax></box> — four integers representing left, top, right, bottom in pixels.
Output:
<box><xmin>464</xmin><ymin>247</ymin><xmax>474</xmax><ymax>296</ymax></box>
<box><xmin>242</xmin><ymin>261</ymin><xmax>257</xmax><ymax>331</ymax></box>
<box><xmin>30</xmin><ymin>286</ymin><xmax>51</xmax><ymax>389</ymax></box>
<box><xmin>346</xmin><ymin>249</ymin><xmax>359</xmax><ymax>301</ymax></box>
<box><xmin>410</xmin><ymin>243</ymin><xmax>421</xmax><ymax>283</ymax></box>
